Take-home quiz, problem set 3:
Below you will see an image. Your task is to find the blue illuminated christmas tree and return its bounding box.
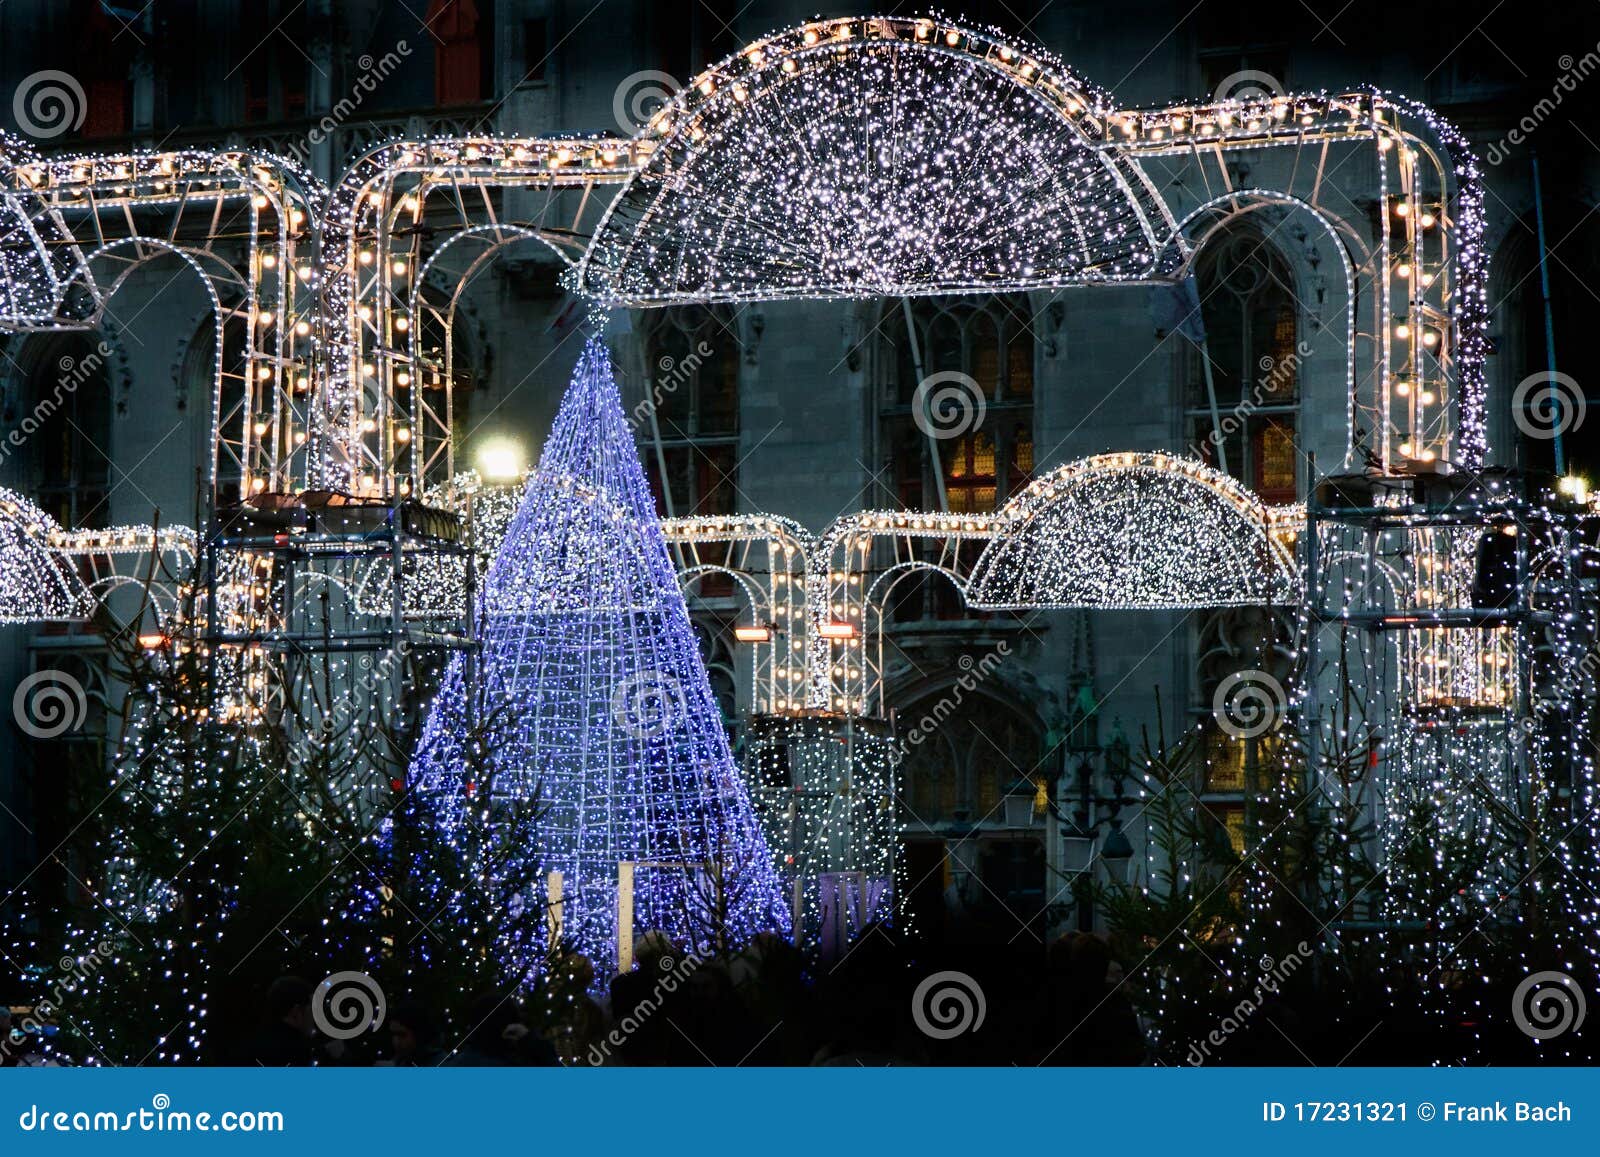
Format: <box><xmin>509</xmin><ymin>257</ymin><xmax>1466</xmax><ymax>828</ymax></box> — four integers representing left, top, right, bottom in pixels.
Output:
<box><xmin>409</xmin><ymin>335</ymin><xmax>789</xmax><ymax>981</ymax></box>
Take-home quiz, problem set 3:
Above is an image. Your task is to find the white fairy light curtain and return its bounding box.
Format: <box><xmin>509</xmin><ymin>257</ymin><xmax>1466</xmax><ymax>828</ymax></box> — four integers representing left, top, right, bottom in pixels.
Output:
<box><xmin>0</xmin><ymin>486</ymin><xmax>88</xmax><ymax>622</ymax></box>
<box><xmin>409</xmin><ymin>336</ymin><xmax>789</xmax><ymax>979</ymax></box>
<box><xmin>966</xmin><ymin>454</ymin><xmax>1300</xmax><ymax>609</ymax></box>
<box><xmin>577</xmin><ymin>17</ymin><xmax>1161</xmax><ymax>304</ymax></box>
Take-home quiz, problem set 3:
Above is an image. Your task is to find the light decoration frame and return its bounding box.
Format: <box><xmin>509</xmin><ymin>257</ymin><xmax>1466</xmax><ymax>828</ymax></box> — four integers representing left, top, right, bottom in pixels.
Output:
<box><xmin>1</xmin><ymin>19</ymin><xmax>1493</xmax><ymax>490</ymax></box>
<box><xmin>408</xmin><ymin>336</ymin><xmax>789</xmax><ymax>979</ymax></box>
<box><xmin>574</xmin><ymin>14</ymin><xmax>1171</xmax><ymax>305</ymax></box>
<box><xmin>1303</xmin><ymin>472</ymin><xmax>1600</xmax><ymax>1050</ymax></box>
<box><xmin>573</xmin><ymin>16</ymin><xmax>1488</xmax><ymax>475</ymax></box>
<box><xmin>964</xmin><ymin>452</ymin><xmax>1302</xmax><ymax>611</ymax></box>
<box><xmin>311</xmin><ymin>136</ymin><xmax>639</xmax><ymax>495</ymax></box>
<box><xmin>0</xmin><ymin>135</ymin><xmax>325</xmax><ymax>499</ymax></box>
<box><xmin>0</xmin><ymin>485</ymin><xmax>89</xmax><ymax>621</ymax></box>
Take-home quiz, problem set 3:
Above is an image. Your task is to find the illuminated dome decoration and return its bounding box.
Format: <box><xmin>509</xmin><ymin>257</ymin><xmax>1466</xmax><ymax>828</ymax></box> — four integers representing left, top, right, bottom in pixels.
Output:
<box><xmin>409</xmin><ymin>337</ymin><xmax>788</xmax><ymax>980</ymax></box>
<box><xmin>0</xmin><ymin>487</ymin><xmax>88</xmax><ymax>622</ymax></box>
<box><xmin>966</xmin><ymin>453</ymin><xmax>1300</xmax><ymax>609</ymax></box>
<box><xmin>0</xmin><ymin>136</ymin><xmax>87</xmax><ymax>327</ymax></box>
<box><xmin>576</xmin><ymin>15</ymin><xmax>1170</xmax><ymax>304</ymax></box>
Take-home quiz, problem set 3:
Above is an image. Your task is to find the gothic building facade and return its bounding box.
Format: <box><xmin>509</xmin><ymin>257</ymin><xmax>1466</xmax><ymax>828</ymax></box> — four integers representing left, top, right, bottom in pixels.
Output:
<box><xmin>1</xmin><ymin>0</ymin><xmax>1595</xmax><ymax>940</ymax></box>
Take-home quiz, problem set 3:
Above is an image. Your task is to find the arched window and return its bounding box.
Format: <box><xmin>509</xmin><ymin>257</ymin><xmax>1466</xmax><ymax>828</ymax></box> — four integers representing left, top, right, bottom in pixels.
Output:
<box><xmin>636</xmin><ymin>306</ymin><xmax>740</xmax><ymax>518</ymax></box>
<box><xmin>895</xmin><ymin>687</ymin><xmax>1042</xmax><ymax>826</ymax></box>
<box><xmin>878</xmin><ymin>295</ymin><xmax>1035</xmax><ymax>513</ymax></box>
<box><xmin>18</xmin><ymin>334</ymin><xmax>113</xmax><ymax>530</ymax></box>
<box><xmin>1188</xmin><ymin>229</ymin><xmax>1301</xmax><ymax>503</ymax></box>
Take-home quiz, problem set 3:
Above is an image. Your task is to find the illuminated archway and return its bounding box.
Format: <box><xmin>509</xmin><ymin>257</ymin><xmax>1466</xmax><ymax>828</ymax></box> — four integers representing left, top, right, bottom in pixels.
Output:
<box><xmin>966</xmin><ymin>452</ymin><xmax>1300</xmax><ymax>609</ymax></box>
<box><xmin>576</xmin><ymin>15</ymin><xmax>1170</xmax><ymax>304</ymax></box>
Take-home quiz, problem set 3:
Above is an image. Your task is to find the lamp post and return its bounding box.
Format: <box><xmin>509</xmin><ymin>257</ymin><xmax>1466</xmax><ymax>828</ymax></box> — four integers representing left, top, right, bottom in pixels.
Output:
<box><xmin>1002</xmin><ymin>775</ymin><xmax>1038</xmax><ymax>829</ymax></box>
<box><xmin>1042</xmin><ymin>755</ymin><xmax>1134</xmax><ymax>931</ymax></box>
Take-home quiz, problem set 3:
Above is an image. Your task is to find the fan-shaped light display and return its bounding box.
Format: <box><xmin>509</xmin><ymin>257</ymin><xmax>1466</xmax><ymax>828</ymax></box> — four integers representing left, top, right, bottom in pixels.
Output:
<box><xmin>576</xmin><ymin>16</ymin><xmax>1167</xmax><ymax>304</ymax></box>
<box><xmin>967</xmin><ymin>453</ymin><xmax>1300</xmax><ymax>609</ymax></box>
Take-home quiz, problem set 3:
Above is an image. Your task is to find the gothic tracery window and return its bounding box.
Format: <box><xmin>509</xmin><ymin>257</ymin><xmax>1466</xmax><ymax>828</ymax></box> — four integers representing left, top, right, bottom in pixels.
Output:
<box><xmin>896</xmin><ymin>689</ymin><xmax>1042</xmax><ymax>826</ymax></box>
<box><xmin>22</xmin><ymin>334</ymin><xmax>112</xmax><ymax>530</ymax></box>
<box><xmin>878</xmin><ymin>295</ymin><xmax>1035</xmax><ymax>515</ymax></box>
<box><xmin>637</xmin><ymin>306</ymin><xmax>741</xmax><ymax>519</ymax></box>
<box><xmin>1188</xmin><ymin>228</ymin><xmax>1301</xmax><ymax>504</ymax></box>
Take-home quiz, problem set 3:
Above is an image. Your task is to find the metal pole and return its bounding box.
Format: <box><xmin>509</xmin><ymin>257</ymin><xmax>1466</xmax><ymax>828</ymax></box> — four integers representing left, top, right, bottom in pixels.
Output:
<box><xmin>1199</xmin><ymin>336</ymin><xmax>1229</xmax><ymax>475</ymax></box>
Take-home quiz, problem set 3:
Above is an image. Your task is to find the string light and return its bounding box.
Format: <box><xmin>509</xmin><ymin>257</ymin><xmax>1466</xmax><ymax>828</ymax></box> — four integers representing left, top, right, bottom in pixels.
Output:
<box><xmin>409</xmin><ymin>336</ymin><xmax>789</xmax><ymax>981</ymax></box>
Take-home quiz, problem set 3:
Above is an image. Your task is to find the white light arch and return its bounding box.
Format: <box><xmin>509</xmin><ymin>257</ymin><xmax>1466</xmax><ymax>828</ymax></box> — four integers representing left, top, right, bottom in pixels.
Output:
<box><xmin>575</xmin><ymin>15</ymin><xmax>1172</xmax><ymax>305</ymax></box>
<box><xmin>966</xmin><ymin>452</ymin><xmax>1301</xmax><ymax>609</ymax></box>
<box><xmin>0</xmin><ymin>486</ymin><xmax>88</xmax><ymax>622</ymax></box>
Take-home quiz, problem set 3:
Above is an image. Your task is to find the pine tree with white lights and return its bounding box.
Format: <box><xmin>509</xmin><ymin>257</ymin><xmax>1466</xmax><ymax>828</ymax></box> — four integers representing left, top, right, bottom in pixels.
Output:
<box><xmin>409</xmin><ymin>334</ymin><xmax>789</xmax><ymax>982</ymax></box>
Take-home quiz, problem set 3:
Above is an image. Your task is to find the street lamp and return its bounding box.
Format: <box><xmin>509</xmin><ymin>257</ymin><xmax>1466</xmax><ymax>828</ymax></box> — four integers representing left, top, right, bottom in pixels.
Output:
<box><xmin>1100</xmin><ymin>816</ymin><xmax>1135</xmax><ymax>883</ymax></box>
<box><xmin>1059</xmin><ymin>813</ymin><xmax>1096</xmax><ymax>874</ymax></box>
<box><xmin>475</xmin><ymin>438</ymin><xmax>525</xmax><ymax>481</ymax></box>
<box><xmin>1002</xmin><ymin>775</ymin><xmax>1038</xmax><ymax>828</ymax></box>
